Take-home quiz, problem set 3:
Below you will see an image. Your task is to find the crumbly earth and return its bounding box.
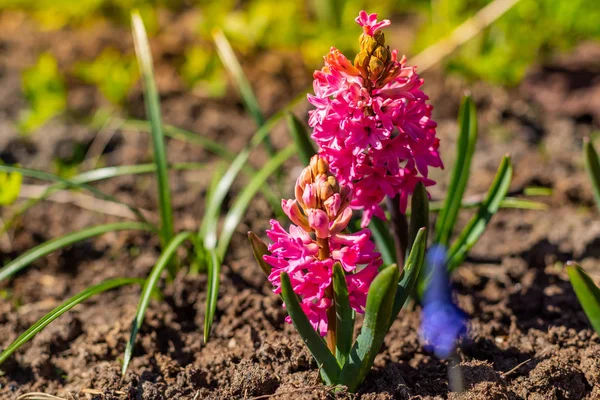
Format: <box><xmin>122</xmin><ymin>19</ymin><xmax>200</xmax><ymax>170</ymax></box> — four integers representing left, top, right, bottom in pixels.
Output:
<box><xmin>1</xmin><ymin>11</ymin><xmax>599</xmax><ymax>400</ymax></box>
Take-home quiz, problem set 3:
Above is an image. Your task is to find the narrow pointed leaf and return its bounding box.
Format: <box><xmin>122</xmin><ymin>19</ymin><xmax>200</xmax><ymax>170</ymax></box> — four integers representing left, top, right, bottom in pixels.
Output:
<box><xmin>447</xmin><ymin>156</ymin><xmax>513</xmax><ymax>271</ymax></box>
<box><xmin>339</xmin><ymin>264</ymin><xmax>400</xmax><ymax>392</ymax></box>
<box><xmin>122</xmin><ymin>231</ymin><xmax>192</xmax><ymax>375</ymax></box>
<box><xmin>1</xmin><ymin>163</ymin><xmax>204</xmax><ymax>236</ymax></box>
<box><xmin>387</xmin><ymin>196</ymin><xmax>409</xmax><ymax>266</ymax></box>
<box><xmin>279</xmin><ymin>272</ymin><xmax>341</xmax><ymax>385</ymax></box>
<box><xmin>212</xmin><ymin>28</ymin><xmax>273</xmax><ymax>155</ymax></box>
<box><xmin>370</xmin><ymin>216</ymin><xmax>397</xmax><ymax>266</ymax></box>
<box><xmin>566</xmin><ymin>262</ymin><xmax>600</xmax><ymax>334</ymax></box>
<box><xmin>435</xmin><ymin>95</ymin><xmax>477</xmax><ymax>246</ymax></box>
<box><xmin>0</xmin><ymin>222</ymin><xmax>155</xmax><ymax>283</ymax></box>
<box><xmin>286</xmin><ymin>113</ymin><xmax>317</xmax><ymax>165</ymax></box>
<box><xmin>408</xmin><ymin>182</ymin><xmax>429</xmax><ymax>256</ymax></box>
<box><xmin>132</xmin><ymin>11</ymin><xmax>174</xmax><ymax>250</ymax></box>
<box><xmin>0</xmin><ymin>278</ymin><xmax>143</xmax><ymax>365</ymax></box>
<box><xmin>584</xmin><ymin>138</ymin><xmax>600</xmax><ymax>211</ymax></box>
<box><xmin>0</xmin><ymin>164</ymin><xmax>149</xmax><ymax>223</ymax></box>
<box><xmin>248</xmin><ymin>231</ymin><xmax>272</xmax><ymax>276</ymax></box>
<box><xmin>332</xmin><ymin>263</ymin><xmax>354</xmax><ymax>366</ymax></box>
<box><xmin>429</xmin><ymin>196</ymin><xmax>547</xmax><ymax>212</ymax></box>
<box><xmin>203</xmin><ymin>248</ymin><xmax>221</xmax><ymax>342</ymax></box>
<box><xmin>392</xmin><ymin>227</ymin><xmax>427</xmax><ymax>321</ymax></box>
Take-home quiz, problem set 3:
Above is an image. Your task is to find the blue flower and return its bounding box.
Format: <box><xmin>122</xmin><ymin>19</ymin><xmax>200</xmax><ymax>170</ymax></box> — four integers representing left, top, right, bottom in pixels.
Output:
<box><xmin>419</xmin><ymin>245</ymin><xmax>468</xmax><ymax>358</ymax></box>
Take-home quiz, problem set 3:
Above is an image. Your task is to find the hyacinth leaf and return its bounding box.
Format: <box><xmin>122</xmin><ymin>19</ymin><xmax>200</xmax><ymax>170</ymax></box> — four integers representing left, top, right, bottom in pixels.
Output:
<box><xmin>122</xmin><ymin>231</ymin><xmax>192</xmax><ymax>375</ymax></box>
<box><xmin>387</xmin><ymin>196</ymin><xmax>409</xmax><ymax>266</ymax></box>
<box><xmin>566</xmin><ymin>262</ymin><xmax>600</xmax><ymax>334</ymax></box>
<box><xmin>391</xmin><ymin>227</ymin><xmax>427</xmax><ymax>322</ymax></box>
<box><xmin>584</xmin><ymin>138</ymin><xmax>600</xmax><ymax>211</ymax></box>
<box><xmin>203</xmin><ymin>247</ymin><xmax>221</xmax><ymax>343</ymax></box>
<box><xmin>212</xmin><ymin>28</ymin><xmax>273</xmax><ymax>155</ymax></box>
<box><xmin>0</xmin><ymin>222</ymin><xmax>155</xmax><ymax>283</ymax></box>
<box><xmin>332</xmin><ymin>262</ymin><xmax>354</xmax><ymax>366</ymax></box>
<box><xmin>0</xmin><ymin>277</ymin><xmax>143</xmax><ymax>366</ymax></box>
<box><xmin>447</xmin><ymin>155</ymin><xmax>513</xmax><ymax>272</ymax></box>
<box><xmin>132</xmin><ymin>12</ymin><xmax>174</xmax><ymax>257</ymax></box>
<box><xmin>248</xmin><ymin>231</ymin><xmax>272</xmax><ymax>276</ymax></box>
<box><xmin>408</xmin><ymin>182</ymin><xmax>429</xmax><ymax>256</ymax></box>
<box><xmin>435</xmin><ymin>95</ymin><xmax>477</xmax><ymax>246</ymax></box>
<box><xmin>216</xmin><ymin>144</ymin><xmax>296</xmax><ymax>259</ymax></box>
<box><xmin>279</xmin><ymin>272</ymin><xmax>341</xmax><ymax>385</ymax></box>
<box><xmin>286</xmin><ymin>113</ymin><xmax>317</xmax><ymax>165</ymax></box>
<box><xmin>339</xmin><ymin>264</ymin><xmax>400</xmax><ymax>392</ymax></box>
<box><xmin>0</xmin><ymin>166</ymin><xmax>22</xmax><ymax>206</ymax></box>
<box><xmin>0</xmin><ymin>164</ymin><xmax>149</xmax><ymax>224</ymax></box>
<box><xmin>370</xmin><ymin>216</ymin><xmax>397</xmax><ymax>266</ymax></box>
<box><xmin>2</xmin><ymin>163</ymin><xmax>205</xmax><ymax>236</ymax></box>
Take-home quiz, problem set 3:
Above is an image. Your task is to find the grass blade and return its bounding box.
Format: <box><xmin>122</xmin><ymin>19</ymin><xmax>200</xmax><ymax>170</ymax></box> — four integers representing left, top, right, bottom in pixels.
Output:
<box><xmin>122</xmin><ymin>231</ymin><xmax>192</xmax><ymax>375</ymax></box>
<box><xmin>566</xmin><ymin>262</ymin><xmax>600</xmax><ymax>334</ymax></box>
<box><xmin>339</xmin><ymin>264</ymin><xmax>400</xmax><ymax>392</ymax></box>
<box><xmin>333</xmin><ymin>263</ymin><xmax>354</xmax><ymax>366</ymax></box>
<box><xmin>393</xmin><ymin>228</ymin><xmax>427</xmax><ymax>319</ymax></box>
<box><xmin>584</xmin><ymin>138</ymin><xmax>600</xmax><ymax>211</ymax></box>
<box><xmin>0</xmin><ymin>164</ymin><xmax>149</xmax><ymax>224</ymax></box>
<box><xmin>0</xmin><ymin>277</ymin><xmax>143</xmax><ymax>365</ymax></box>
<box><xmin>286</xmin><ymin>113</ymin><xmax>317</xmax><ymax>165</ymax></box>
<box><xmin>1</xmin><ymin>163</ymin><xmax>204</xmax><ymax>236</ymax></box>
<box><xmin>212</xmin><ymin>29</ymin><xmax>273</xmax><ymax>155</ymax></box>
<box><xmin>369</xmin><ymin>216</ymin><xmax>397</xmax><ymax>266</ymax></box>
<box><xmin>0</xmin><ymin>222</ymin><xmax>155</xmax><ymax>283</ymax></box>
<box><xmin>216</xmin><ymin>144</ymin><xmax>296</xmax><ymax>259</ymax></box>
<box><xmin>132</xmin><ymin>11</ymin><xmax>174</xmax><ymax>250</ymax></box>
<box><xmin>279</xmin><ymin>271</ymin><xmax>341</xmax><ymax>385</ymax></box>
<box><xmin>429</xmin><ymin>196</ymin><xmax>547</xmax><ymax>212</ymax></box>
<box><xmin>447</xmin><ymin>155</ymin><xmax>513</xmax><ymax>271</ymax></box>
<box><xmin>434</xmin><ymin>95</ymin><xmax>477</xmax><ymax>246</ymax></box>
<box><xmin>203</xmin><ymin>247</ymin><xmax>220</xmax><ymax>342</ymax></box>
<box><xmin>408</xmin><ymin>182</ymin><xmax>429</xmax><ymax>256</ymax></box>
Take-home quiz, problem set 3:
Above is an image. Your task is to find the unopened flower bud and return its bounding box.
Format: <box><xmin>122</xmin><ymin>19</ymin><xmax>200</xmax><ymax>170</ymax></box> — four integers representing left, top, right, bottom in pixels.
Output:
<box><xmin>329</xmin><ymin>207</ymin><xmax>353</xmax><ymax>235</ymax></box>
<box><xmin>368</xmin><ymin>57</ymin><xmax>385</xmax><ymax>81</ymax></box>
<box><xmin>309</xmin><ymin>155</ymin><xmax>329</xmax><ymax>176</ymax></box>
<box><xmin>307</xmin><ymin>209</ymin><xmax>330</xmax><ymax>239</ymax></box>
<box><xmin>302</xmin><ymin>183</ymin><xmax>318</xmax><ymax>209</ymax></box>
<box><xmin>282</xmin><ymin>199</ymin><xmax>310</xmax><ymax>231</ymax></box>
<box><xmin>373</xmin><ymin>46</ymin><xmax>389</xmax><ymax>64</ymax></box>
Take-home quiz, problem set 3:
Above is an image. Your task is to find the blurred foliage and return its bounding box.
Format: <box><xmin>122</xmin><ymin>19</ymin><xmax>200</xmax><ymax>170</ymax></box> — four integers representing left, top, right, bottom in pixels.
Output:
<box><xmin>0</xmin><ymin>162</ymin><xmax>22</xmax><ymax>206</ymax></box>
<box><xmin>414</xmin><ymin>0</ymin><xmax>600</xmax><ymax>85</ymax></box>
<box><xmin>3</xmin><ymin>0</ymin><xmax>599</xmax><ymax>130</ymax></box>
<box><xmin>19</xmin><ymin>53</ymin><xmax>66</xmax><ymax>134</ymax></box>
<box><xmin>74</xmin><ymin>49</ymin><xmax>138</xmax><ymax>105</ymax></box>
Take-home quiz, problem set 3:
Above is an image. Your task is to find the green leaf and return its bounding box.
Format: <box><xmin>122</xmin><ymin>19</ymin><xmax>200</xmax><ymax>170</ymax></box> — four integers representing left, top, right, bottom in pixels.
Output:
<box><xmin>216</xmin><ymin>144</ymin><xmax>296</xmax><ymax>259</ymax></box>
<box><xmin>434</xmin><ymin>95</ymin><xmax>477</xmax><ymax>246</ymax></box>
<box><xmin>132</xmin><ymin>11</ymin><xmax>174</xmax><ymax>253</ymax></box>
<box><xmin>332</xmin><ymin>263</ymin><xmax>354</xmax><ymax>366</ymax></box>
<box><xmin>203</xmin><ymin>247</ymin><xmax>221</xmax><ymax>343</ymax></box>
<box><xmin>248</xmin><ymin>231</ymin><xmax>271</xmax><ymax>276</ymax></box>
<box><xmin>0</xmin><ymin>222</ymin><xmax>155</xmax><ymax>283</ymax></box>
<box><xmin>370</xmin><ymin>216</ymin><xmax>397</xmax><ymax>266</ymax></box>
<box><xmin>392</xmin><ymin>227</ymin><xmax>427</xmax><ymax>320</ymax></box>
<box><xmin>212</xmin><ymin>28</ymin><xmax>273</xmax><ymax>155</ymax></box>
<box><xmin>1</xmin><ymin>163</ymin><xmax>204</xmax><ymax>236</ymax></box>
<box><xmin>584</xmin><ymin>138</ymin><xmax>600</xmax><ymax>211</ymax></box>
<box><xmin>0</xmin><ymin>277</ymin><xmax>142</xmax><ymax>365</ymax></box>
<box><xmin>0</xmin><ymin>164</ymin><xmax>149</xmax><ymax>224</ymax></box>
<box><xmin>408</xmin><ymin>182</ymin><xmax>429</xmax><ymax>256</ymax></box>
<box><xmin>429</xmin><ymin>196</ymin><xmax>547</xmax><ymax>212</ymax></box>
<box><xmin>279</xmin><ymin>271</ymin><xmax>341</xmax><ymax>385</ymax></box>
<box><xmin>339</xmin><ymin>264</ymin><xmax>400</xmax><ymax>392</ymax></box>
<box><xmin>286</xmin><ymin>113</ymin><xmax>317</xmax><ymax>165</ymax></box>
<box><xmin>447</xmin><ymin>155</ymin><xmax>513</xmax><ymax>271</ymax></box>
<box><xmin>566</xmin><ymin>262</ymin><xmax>600</xmax><ymax>334</ymax></box>
<box><xmin>0</xmin><ymin>166</ymin><xmax>22</xmax><ymax>205</ymax></box>
<box><xmin>122</xmin><ymin>231</ymin><xmax>192</xmax><ymax>375</ymax></box>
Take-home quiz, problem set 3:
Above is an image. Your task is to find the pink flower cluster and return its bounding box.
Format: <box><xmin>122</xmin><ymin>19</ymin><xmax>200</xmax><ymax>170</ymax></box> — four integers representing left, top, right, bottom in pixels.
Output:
<box><xmin>264</xmin><ymin>156</ymin><xmax>382</xmax><ymax>335</ymax></box>
<box><xmin>308</xmin><ymin>11</ymin><xmax>443</xmax><ymax>227</ymax></box>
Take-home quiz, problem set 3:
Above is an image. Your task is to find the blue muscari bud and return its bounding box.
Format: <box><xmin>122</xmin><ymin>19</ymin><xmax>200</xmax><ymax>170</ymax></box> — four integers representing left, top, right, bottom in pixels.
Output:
<box><xmin>419</xmin><ymin>245</ymin><xmax>468</xmax><ymax>359</ymax></box>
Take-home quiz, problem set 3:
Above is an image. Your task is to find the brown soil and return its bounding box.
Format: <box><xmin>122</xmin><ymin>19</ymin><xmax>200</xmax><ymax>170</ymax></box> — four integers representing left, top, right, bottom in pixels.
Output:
<box><xmin>1</xmin><ymin>11</ymin><xmax>600</xmax><ymax>400</ymax></box>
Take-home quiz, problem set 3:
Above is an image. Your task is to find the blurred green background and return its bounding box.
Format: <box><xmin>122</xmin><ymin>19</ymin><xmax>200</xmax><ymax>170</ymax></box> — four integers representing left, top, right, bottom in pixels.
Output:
<box><xmin>1</xmin><ymin>0</ymin><xmax>598</xmax><ymax>134</ymax></box>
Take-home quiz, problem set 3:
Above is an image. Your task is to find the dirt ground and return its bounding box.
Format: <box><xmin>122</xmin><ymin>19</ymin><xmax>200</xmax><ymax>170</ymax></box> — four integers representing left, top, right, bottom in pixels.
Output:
<box><xmin>1</xmin><ymin>11</ymin><xmax>600</xmax><ymax>400</ymax></box>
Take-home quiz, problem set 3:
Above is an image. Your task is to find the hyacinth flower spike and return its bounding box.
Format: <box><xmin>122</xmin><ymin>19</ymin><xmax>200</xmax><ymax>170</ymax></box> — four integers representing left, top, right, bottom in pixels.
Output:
<box><xmin>420</xmin><ymin>245</ymin><xmax>468</xmax><ymax>392</ymax></box>
<box><xmin>249</xmin><ymin>154</ymin><xmax>428</xmax><ymax>391</ymax></box>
